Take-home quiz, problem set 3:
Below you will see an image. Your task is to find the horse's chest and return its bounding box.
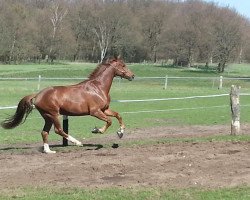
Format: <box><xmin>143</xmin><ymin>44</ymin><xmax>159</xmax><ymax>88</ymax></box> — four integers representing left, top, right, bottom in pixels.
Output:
<box><xmin>98</xmin><ymin>95</ymin><xmax>110</xmax><ymax>108</ymax></box>
<box><xmin>87</xmin><ymin>93</ymin><xmax>110</xmax><ymax>108</ymax></box>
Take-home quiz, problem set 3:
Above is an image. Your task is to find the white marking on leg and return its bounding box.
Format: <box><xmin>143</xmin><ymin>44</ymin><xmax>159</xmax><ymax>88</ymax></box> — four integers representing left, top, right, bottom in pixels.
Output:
<box><xmin>120</xmin><ymin>127</ymin><xmax>125</xmax><ymax>134</ymax></box>
<box><xmin>67</xmin><ymin>135</ymin><xmax>82</xmax><ymax>146</ymax></box>
<box><xmin>43</xmin><ymin>143</ymin><xmax>56</xmax><ymax>154</ymax></box>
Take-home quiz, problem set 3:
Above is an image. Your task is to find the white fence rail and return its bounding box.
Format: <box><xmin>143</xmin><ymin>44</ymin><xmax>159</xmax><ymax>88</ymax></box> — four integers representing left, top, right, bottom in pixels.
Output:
<box><xmin>0</xmin><ymin>93</ymin><xmax>230</xmax><ymax>111</ymax></box>
<box><xmin>1</xmin><ymin>75</ymin><xmax>250</xmax><ymax>90</ymax></box>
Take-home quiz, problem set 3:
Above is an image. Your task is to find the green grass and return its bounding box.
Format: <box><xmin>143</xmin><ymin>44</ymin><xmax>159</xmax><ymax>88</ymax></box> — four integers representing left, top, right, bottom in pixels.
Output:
<box><xmin>0</xmin><ymin>63</ymin><xmax>96</xmax><ymax>78</ymax></box>
<box><xmin>0</xmin><ymin>186</ymin><xmax>249</xmax><ymax>200</ymax></box>
<box><xmin>1</xmin><ymin>62</ymin><xmax>250</xmax><ymax>144</ymax></box>
<box><xmin>1</xmin><ymin>62</ymin><xmax>250</xmax><ymax>78</ymax></box>
<box><xmin>1</xmin><ymin>62</ymin><xmax>250</xmax><ymax>199</ymax></box>
<box><xmin>1</xmin><ymin>87</ymin><xmax>250</xmax><ymax>144</ymax></box>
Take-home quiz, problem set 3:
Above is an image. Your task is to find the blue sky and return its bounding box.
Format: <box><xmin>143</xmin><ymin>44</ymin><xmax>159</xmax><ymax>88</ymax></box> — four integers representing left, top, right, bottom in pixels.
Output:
<box><xmin>204</xmin><ymin>0</ymin><xmax>250</xmax><ymax>19</ymax></box>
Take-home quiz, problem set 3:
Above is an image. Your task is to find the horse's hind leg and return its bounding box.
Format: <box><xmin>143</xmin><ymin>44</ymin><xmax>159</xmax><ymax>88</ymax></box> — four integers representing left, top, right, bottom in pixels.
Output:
<box><xmin>51</xmin><ymin>115</ymin><xmax>82</xmax><ymax>146</ymax></box>
<box><xmin>104</xmin><ymin>109</ymin><xmax>125</xmax><ymax>138</ymax></box>
<box><xmin>41</xmin><ymin>116</ymin><xmax>55</xmax><ymax>154</ymax></box>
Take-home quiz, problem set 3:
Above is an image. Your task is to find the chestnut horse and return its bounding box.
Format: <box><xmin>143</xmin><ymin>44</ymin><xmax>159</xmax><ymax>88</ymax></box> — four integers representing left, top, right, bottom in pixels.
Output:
<box><xmin>1</xmin><ymin>57</ymin><xmax>134</xmax><ymax>153</ymax></box>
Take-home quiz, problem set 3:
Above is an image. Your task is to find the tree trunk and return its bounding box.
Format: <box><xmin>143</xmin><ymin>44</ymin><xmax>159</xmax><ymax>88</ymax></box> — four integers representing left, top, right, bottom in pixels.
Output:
<box><xmin>153</xmin><ymin>46</ymin><xmax>157</xmax><ymax>63</ymax></box>
<box><xmin>238</xmin><ymin>46</ymin><xmax>242</xmax><ymax>64</ymax></box>
<box><xmin>9</xmin><ymin>33</ymin><xmax>17</xmax><ymax>63</ymax></box>
<box><xmin>187</xmin><ymin>47</ymin><xmax>193</xmax><ymax>68</ymax></box>
<box><xmin>217</xmin><ymin>61</ymin><xmax>226</xmax><ymax>73</ymax></box>
<box><xmin>49</xmin><ymin>25</ymin><xmax>56</xmax><ymax>61</ymax></box>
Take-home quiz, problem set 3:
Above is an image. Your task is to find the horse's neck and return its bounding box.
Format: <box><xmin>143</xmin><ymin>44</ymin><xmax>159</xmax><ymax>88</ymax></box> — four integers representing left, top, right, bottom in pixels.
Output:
<box><xmin>93</xmin><ymin>67</ymin><xmax>115</xmax><ymax>94</ymax></box>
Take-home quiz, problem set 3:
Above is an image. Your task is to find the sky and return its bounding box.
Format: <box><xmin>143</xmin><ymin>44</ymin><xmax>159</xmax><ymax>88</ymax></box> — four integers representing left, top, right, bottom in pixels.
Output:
<box><xmin>203</xmin><ymin>0</ymin><xmax>250</xmax><ymax>19</ymax></box>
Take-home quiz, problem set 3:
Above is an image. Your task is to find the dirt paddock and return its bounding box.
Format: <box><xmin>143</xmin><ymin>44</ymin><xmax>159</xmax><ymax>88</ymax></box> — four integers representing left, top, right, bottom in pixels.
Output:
<box><xmin>0</xmin><ymin>125</ymin><xmax>249</xmax><ymax>190</ymax></box>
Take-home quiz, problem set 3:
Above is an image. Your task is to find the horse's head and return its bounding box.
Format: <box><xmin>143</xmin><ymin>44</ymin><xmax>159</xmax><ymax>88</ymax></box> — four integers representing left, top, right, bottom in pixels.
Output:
<box><xmin>108</xmin><ymin>56</ymin><xmax>135</xmax><ymax>81</ymax></box>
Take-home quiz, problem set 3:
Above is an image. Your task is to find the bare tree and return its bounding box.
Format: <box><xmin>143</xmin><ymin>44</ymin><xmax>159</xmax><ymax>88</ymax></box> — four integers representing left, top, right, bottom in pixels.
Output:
<box><xmin>242</xmin><ymin>22</ymin><xmax>250</xmax><ymax>62</ymax></box>
<box><xmin>90</xmin><ymin>2</ymin><xmax>114</xmax><ymax>62</ymax></box>
<box><xmin>212</xmin><ymin>7</ymin><xmax>242</xmax><ymax>72</ymax></box>
<box><xmin>139</xmin><ymin>1</ymin><xmax>166</xmax><ymax>62</ymax></box>
<box><xmin>87</xmin><ymin>1</ymin><xmax>131</xmax><ymax>62</ymax></box>
<box><xmin>68</xmin><ymin>1</ymin><xmax>93</xmax><ymax>61</ymax></box>
<box><xmin>0</xmin><ymin>0</ymin><xmax>249</xmax><ymax>65</ymax></box>
<box><xmin>0</xmin><ymin>1</ymin><xmax>40</xmax><ymax>63</ymax></box>
<box><xmin>48</xmin><ymin>1</ymin><xmax>68</xmax><ymax>62</ymax></box>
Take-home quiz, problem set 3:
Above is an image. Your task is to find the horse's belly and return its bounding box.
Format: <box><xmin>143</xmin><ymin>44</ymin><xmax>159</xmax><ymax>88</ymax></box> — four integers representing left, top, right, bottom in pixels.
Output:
<box><xmin>60</xmin><ymin>102</ymin><xmax>89</xmax><ymax>116</ymax></box>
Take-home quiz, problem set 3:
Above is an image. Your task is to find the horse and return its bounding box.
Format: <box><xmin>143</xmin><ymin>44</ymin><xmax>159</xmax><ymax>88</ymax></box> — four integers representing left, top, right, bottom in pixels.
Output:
<box><xmin>1</xmin><ymin>57</ymin><xmax>135</xmax><ymax>153</ymax></box>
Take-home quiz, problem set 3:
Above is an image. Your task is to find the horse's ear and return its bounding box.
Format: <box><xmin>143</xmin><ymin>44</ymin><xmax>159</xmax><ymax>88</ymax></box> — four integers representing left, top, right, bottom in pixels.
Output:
<box><xmin>113</xmin><ymin>54</ymin><xmax>121</xmax><ymax>60</ymax></box>
<box><xmin>105</xmin><ymin>57</ymin><xmax>115</xmax><ymax>64</ymax></box>
<box><xmin>103</xmin><ymin>56</ymin><xmax>113</xmax><ymax>63</ymax></box>
<box><xmin>105</xmin><ymin>57</ymin><xmax>110</xmax><ymax>62</ymax></box>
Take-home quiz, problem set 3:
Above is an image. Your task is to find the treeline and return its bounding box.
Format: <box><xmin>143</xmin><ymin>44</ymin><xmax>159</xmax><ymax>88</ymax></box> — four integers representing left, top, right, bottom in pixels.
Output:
<box><xmin>0</xmin><ymin>0</ymin><xmax>250</xmax><ymax>72</ymax></box>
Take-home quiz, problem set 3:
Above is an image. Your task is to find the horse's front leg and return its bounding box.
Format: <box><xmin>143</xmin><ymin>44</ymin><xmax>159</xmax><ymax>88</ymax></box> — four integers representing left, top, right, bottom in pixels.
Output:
<box><xmin>104</xmin><ymin>109</ymin><xmax>125</xmax><ymax>138</ymax></box>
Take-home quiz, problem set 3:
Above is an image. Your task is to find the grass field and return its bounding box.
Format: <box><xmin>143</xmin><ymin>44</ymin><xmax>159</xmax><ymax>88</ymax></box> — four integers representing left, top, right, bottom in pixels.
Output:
<box><xmin>1</xmin><ymin>62</ymin><xmax>250</xmax><ymax>143</ymax></box>
<box><xmin>0</xmin><ymin>62</ymin><xmax>250</xmax><ymax>199</ymax></box>
<box><xmin>0</xmin><ymin>186</ymin><xmax>249</xmax><ymax>200</ymax></box>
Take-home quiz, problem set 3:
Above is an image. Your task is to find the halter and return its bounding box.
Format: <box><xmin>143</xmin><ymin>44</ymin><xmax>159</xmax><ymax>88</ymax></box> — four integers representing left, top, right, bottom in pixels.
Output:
<box><xmin>110</xmin><ymin>62</ymin><xmax>127</xmax><ymax>77</ymax></box>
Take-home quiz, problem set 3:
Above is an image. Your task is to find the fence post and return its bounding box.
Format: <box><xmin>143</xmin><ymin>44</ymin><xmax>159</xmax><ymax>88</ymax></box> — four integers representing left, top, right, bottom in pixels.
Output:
<box><xmin>37</xmin><ymin>75</ymin><xmax>41</xmax><ymax>90</ymax></box>
<box><xmin>164</xmin><ymin>75</ymin><xmax>168</xmax><ymax>89</ymax></box>
<box><xmin>219</xmin><ymin>76</ymin><xmax>223</xmax><ymax>89</ymax></box>
<box><xmin>230</xmin><ymin>85</ymin><xmax>240</xmax><ymax>135</ymax></box>
<box><xmin>63</xmin><ymin>115</ymin><xmax>68</xmax><ymax>146</ymax></box>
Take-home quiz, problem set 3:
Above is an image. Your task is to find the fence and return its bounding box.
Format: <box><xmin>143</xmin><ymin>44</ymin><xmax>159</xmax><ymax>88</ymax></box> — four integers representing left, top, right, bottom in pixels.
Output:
<box><xmin>2</xmin><ymin>75</ymin><xmax>250</xmax><ymax>90</ymax></box>
<box><xmin>1</xmin><ymin>92</ymin><xmax>250</xmax><ymax>145</ymax></box>
<box><xmin>1</xmin><ymin>75</ymin><xmax>250</xmax><ymax>145</ymax></box>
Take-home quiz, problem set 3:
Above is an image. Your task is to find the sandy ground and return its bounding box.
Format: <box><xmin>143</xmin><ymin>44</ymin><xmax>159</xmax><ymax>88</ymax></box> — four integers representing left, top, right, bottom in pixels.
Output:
<box><xmin>0</xmin><ymin>125</ymin><xmax>249</xmax><ymax>190</ymax></box>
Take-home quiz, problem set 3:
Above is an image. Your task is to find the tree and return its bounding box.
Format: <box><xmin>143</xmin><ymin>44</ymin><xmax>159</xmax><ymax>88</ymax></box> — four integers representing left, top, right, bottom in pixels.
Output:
<box><xmin>79</xmin><ymin>1</ymin><xmax>132</xmax><ymax>62</ymax></box>
<box><xmin>67</xmin><ymin>1</ymin><xmax>93</xmax><ymax>61</ymax></box>
<box><xmin>212</xmin><ymin>7</ymin><xmax>242</xmax><ymax>72</ymax></box>
<box><xmin>138</xmin><ymin>1</ymin><xmax>165</xmax><ymax>62</ymax></box>
<box><xmin>48</xmin><ymin>1</ymin><xmax>68</xmax><ymax>62</ymax></box>
<box><xmin>0</xmin><ymin>1</ymin><xmax>12</xmax><ymax>63</ymax></box>
<box><xmin>0</xmin><ymin>0</ymin><xmax>249</xmax><ymax>64</ymax></box>
<box><xmin>0</xmin><ymin>1</ymin><xmax>39</xmax><ymax>63</ymax></box>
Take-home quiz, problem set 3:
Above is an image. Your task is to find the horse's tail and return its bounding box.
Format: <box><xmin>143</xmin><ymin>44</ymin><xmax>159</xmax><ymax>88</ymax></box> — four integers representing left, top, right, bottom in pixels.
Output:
<box><xmin>1</xmin><ymin>94</ymin><xmax>36</xmax><ymax>129</ymax></box>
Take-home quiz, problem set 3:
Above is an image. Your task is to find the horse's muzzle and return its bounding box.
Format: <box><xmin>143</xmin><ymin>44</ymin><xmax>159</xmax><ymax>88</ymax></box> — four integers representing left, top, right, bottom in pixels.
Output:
<box><xmin>128</xmin><ymin>75</ymin><xmax>135</xmax><ymax>81</ymax></box>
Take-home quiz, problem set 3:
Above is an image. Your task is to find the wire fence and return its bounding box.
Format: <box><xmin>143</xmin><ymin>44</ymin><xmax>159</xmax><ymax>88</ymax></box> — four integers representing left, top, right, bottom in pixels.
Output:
<box><xmin>0</xmin><ymin>93</ymin><xmax>229</xmax><ymax>110</ymax></box>
<box><xmin>1</xmin><ymin>77</ymin><xmax>250</xmax><ymax>119</ymax></box>
<box><xmin>1</xmin><ymin>75</ymin><xmax>250</xmax><ymax>90</ymax></box>
<box><xmin>1</xmin><ymin>93</ymin><xmax>250</xmax><ymax>125</ymax></box>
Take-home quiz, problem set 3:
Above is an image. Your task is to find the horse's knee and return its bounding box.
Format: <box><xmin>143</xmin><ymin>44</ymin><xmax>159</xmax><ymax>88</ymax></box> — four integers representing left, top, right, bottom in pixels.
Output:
<box><xmin>107</xmin><ymin>118</ymin><xmax>112</xmax><ymax>126</ymax></box>
<box><xmin>115</xmin><ymin>113</ymin><xmax>121</xmax><ymax>119</ymax></box>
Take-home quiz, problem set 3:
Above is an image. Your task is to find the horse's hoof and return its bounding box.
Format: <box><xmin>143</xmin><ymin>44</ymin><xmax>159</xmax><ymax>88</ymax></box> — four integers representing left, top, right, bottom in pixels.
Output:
<box><xmin>117</xmin><ymin>131</ymin><xmax>123</xmax><ymax>139</ymax></box>
<box><xmin>92</xmin><ymin>127</ymin><xmax>101</xmax><ymax>134</ymax></box>
<box><xmin>117</xmin><ymin>128</ymin><xmax>124</xmax><ymax>139</ymax></box>
<box><xmin>43</xmin><ymin>149</ymin><xmax>56</xmax><ymax>154</ymax></box>
<box><xmin>75</xmin><ymin>141</ymin><xmax>83</xmax><ymax>146</ymax></box>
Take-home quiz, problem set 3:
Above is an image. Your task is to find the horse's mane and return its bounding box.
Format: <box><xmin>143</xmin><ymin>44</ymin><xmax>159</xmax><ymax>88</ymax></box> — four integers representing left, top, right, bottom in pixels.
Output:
<box><xmin>88</xmin><ymin>63</ymin><xmax>108</xmax><ymax>80</ymax></box>
<box><xmin>88</xmin><ymin>58</ymin><xmax>116</xmax><ymax>79</ymax></box>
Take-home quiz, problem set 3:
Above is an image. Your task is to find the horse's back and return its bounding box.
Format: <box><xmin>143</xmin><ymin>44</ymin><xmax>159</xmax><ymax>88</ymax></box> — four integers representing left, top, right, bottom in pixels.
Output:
<box><xmin>34</xmin><ymin>85</ymin><xmax>91</xmax><ymax>115</ymax></box>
